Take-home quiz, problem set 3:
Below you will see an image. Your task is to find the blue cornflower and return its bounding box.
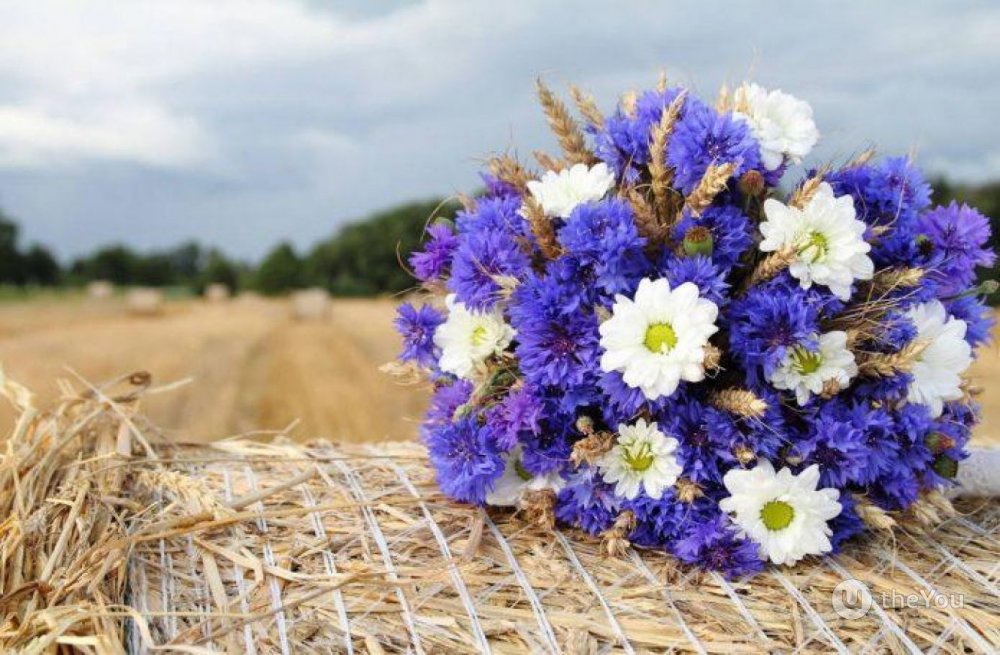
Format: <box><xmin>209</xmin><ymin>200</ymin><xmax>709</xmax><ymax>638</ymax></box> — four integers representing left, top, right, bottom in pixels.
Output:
<box><xmin>667</xmin><ymin>100</ymin><xmax>760</xmax><ymax>194</ymax></box>
<box><xmin>509</xmin><ymin>265</ymin><xmax>601</xmax><ymax>390</ymax></box>
<box><xmin>449</xmin><ymin>228</ymin><xmax>531</xmax><ymax>310</ymax></box>
<box><xmin>793</xmin><ymin>403</ymin><xmax>871</xmax><ymax>487</ymax></box>
<box><xmin>920</xmin><ymin>202</ymin><xmax>995</xmax><ymax>295</ymax></box>
<box><xmin>425</xmin><ymin>414</ymin><xmax>505</xmax><ymax>504</ymax></box>
<box><xmin>410</xmin><ymin>222</ymin><xmax>458</xmax><ymax>283</ymax></box>
<box><xmin>672</xmin><ymin>515</ymin><xmax>764</xmax><ymax>578</ymax></box>
<box><xmin>555</xmin><ymin>467</ymin><xmax>622</xmax><ymax>535</ymax></box>
<box><xmin>394</xmin><ymin>302</ymin><xmax>444</xmax><ymax>368</ymax></box>
<box><xmin>947</xmin><ymin>296</ymin><xmax>994</xmax><ymax>348</ymax></box>
<box><xmin>557</xmin><ymin>198</ymin><xmax>649</xmax><ymax>296</ymax></box>
<box><xmin>661</xmin><ymin>254</ymin><xmax>730</xmax><ymax>307</ymax></box>
<box><xmin>728</xmin><ymin>283</ymin><xmax>822</xmax><ymax>385</ymax></box>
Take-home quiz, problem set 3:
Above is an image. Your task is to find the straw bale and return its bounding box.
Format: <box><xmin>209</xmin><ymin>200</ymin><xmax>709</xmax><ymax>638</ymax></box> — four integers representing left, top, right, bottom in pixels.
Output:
<box><xmin>204</xmin><ymin>283</ymin><xmax>231</xmax><ymax>303</ymax></box>
<box><xmin>125</xmin><ymin>288</ymin><xmax>164</xmax><ymax>316</ymax></box>
<box><xmin>291</xmin><ymin>288</ymin><xmax>331</xmax><ymax>321</ymax></box>
<box><xmin>0</xmin><ymin>372</ymin><xmax>997</xmax><ymax>654</ymax></box>
<box><xmin>87</xmin><ymin>280</ymin><xmax>115</xmax><ymax>300</ymax></box>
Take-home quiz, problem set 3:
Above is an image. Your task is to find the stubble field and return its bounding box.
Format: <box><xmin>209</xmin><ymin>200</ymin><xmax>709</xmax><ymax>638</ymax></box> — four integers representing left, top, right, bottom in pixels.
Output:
<box><xmin>0</xmin><ymin>294</ymin><xmax>998</xmax><ymax>445</ymax></box>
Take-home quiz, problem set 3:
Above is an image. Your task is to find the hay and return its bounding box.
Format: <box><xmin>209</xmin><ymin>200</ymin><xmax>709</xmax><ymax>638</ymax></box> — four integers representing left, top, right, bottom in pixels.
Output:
<box><xmin>125</xmin><ymin>289</ymin><xmax>164</xmax><ymax>317</ymax></box>
<box><xmin>87</xmin><ymin>281</ymin><xmax>114</xmax><ymax>300</ymax></box>
<box><xmin>290</xmin><ymin>288</ymin><xmax>331</xmax><ymax>321</ymax></box>
<box><xmin>203</xmin><ymin>284</ymin><xmax>231</xmax><ymax>303</ymax></box>
<box><xmin>1</xmin><ymin>373</ymin><xmax>998</xmax><ymax>654</ymax></box>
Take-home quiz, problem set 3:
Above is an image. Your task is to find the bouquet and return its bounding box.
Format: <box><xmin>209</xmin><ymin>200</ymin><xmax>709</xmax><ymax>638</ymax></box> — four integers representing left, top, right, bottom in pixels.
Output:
<box><xmin>390</xmin><ymin>73</ymin><xmax>995</xmax><ymax>577</ymax></box>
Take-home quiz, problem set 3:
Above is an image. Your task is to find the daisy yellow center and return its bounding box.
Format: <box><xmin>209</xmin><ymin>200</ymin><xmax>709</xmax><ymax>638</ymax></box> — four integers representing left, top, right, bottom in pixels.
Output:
<box><xmin>790</xmin><ymin>346</ymin><xmax>823</xmax><ymax>375</ymax></box>
<box><xmin>760</xmin><ymin>500</ymin><xmax>795</xmax><ymax>531</ymax></box>
<box><xmin>623</xmin><ymin>441</ymin><xmax>656</xmax><ymax>472</ymax></box>
<box><xmin>644</xmin><ymin>323</ymin><xmax>678</xmax><ymax>353</ymax></box>
<box><xmin>470</xmin><ymin>325</ymin><xmax>487</xmax><ymax>346</ymax></box>
<box><xmin>796</xmin><ymin>231</ymin><xmax>828</xmax><ymax>263</ymax></box>
<box><xmin>513</xmin><ymin>459</ymin><xmax>532</xmax><ymax>482</ymax></box>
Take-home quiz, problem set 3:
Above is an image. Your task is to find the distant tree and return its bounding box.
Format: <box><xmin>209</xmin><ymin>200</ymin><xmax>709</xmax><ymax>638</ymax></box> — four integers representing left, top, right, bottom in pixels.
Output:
<box><xmin>0</xmin><ymin>213</ymin><xmax>26</xmax><ymax>285</ymax></box>
<box><xmin>304</xmin><ymin>198</ymin><xmax>459</xmax><ymax>296</ymax></box>
<box><xmin>22</xmin><ymin>245</ymin><xmax>60</xmax><ymax>286</ymax></box>
<box><xmin>73</xmin><ymin>245</ymin><xmax>138</xmax><ymax>285</ymax></box>
<box><xmin>254</xmin><ymin>242</ymin><xmax>303</xmax><ymax>295</ymax></box>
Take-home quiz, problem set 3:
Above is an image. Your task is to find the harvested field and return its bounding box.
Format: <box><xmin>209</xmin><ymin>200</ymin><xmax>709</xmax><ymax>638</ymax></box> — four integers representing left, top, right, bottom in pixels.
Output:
<box><xmin>0</xmin><ymin>294</ymin><xmax>429</xmax><ymax>443</ymax></box>
<box><xmin>0</xmin><ymin>294</ymin><xmax>998</xmax><ymax>442</ymax></box>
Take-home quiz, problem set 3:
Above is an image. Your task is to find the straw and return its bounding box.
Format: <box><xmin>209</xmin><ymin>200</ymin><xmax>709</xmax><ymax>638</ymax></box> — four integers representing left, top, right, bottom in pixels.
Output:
<box><xmin>1</xmin><ymin>371</ymin><xmax>997</xmax><ymax>653</ymax></box>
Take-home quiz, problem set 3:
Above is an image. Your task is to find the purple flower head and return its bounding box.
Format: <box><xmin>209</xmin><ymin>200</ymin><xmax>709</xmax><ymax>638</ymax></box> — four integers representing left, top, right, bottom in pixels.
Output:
<box><xmin>828</xmin><ymin>495</ymin><xmax>866</xmax><ymax>552</ymax></box>
<box><xmin>425</xmin><ymin>379</ymin><xmax>472</xmax><ymax>426</ymax></box>
<box><xmin>793</xmin><ymin>402</ymin><xmax>870</xmax><ymax>487</ymax></box>
<box><xmin>947</xmin><ymin>295</ymin><xmax>994</xmax><ymax>348</ymax></box>
<box><xmin>728</xmin><ymin>283</ymin><xmax>822</xmax><ymax>384</ymax></box>
<box><xmin>661</xmin><ymin>255</ymin><xmax>730</xmax><ymax>307</ymax></box>
<box><xmin>410</xmin><ymin>222</ymin><xmax>458</xmax><ymax>283</ymax></box>
<box><xmin>555</xmin><ymin>466</ymin><xmax>621</xmax><ymax>535</ymax></box>
<box><xmin>425</xmin><ymin>414</ymin><xmax>505</xmax><ymax>505</ymax></box>
<box><xmin>509</xmin><ymin>264</ymin><xmax>601</xmax><ymax>390</ymax></box>
<box><xmin>672</xmin><ymin>515</ymin><xmax>764</xmax><ymax>579</ymax></box>
<box><xmin>448</xmin><ymin>228</ymin><xmax>531</xmax><ymax>310</ymax></box>
<box><xmin>667</xmin><ymin>101</ymin><xmax>761</xmax><ymax>194</ymax></box>
<box><xmin>487</xmin><ymin>384</ymin><xmax>544</xmax><ymax>451</ymax></box>
<box><xmin>394</xmin><ymin>302</ymin><xmax>444</xmax><ymax>368</ymax></box>
<box><xmin>558</xmin><ymin>198</ymin><xmax>649</xmax><ymax>296</ymax></box>
<box><xmin>920</xmin><ymin>202</ymin><xmax>995</xmax><ymax>295</ymax></box>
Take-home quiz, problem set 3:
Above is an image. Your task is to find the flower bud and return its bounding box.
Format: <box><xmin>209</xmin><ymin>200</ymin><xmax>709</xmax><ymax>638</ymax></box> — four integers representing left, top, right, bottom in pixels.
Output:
<box><xmin>738</xmin><ymin>170</ymin><xmax>765</xmax><ymax>197</ymax></box>
<box><xmin>575</xmin><ymin>415</ymin><xmax>595</xmax><ymax>435</ymax></box>
<box><xmin>682</xmin><ymin>226</ymin><xmax>714</xmax><ymax>258</ymax></box>
<box><xmin>932</xmin><ymin>454</ymin><xmax>958</xmax><ymax>479</ymax></box>
<box><xmin>924</xmin><ymin>432</ymin><xmax>955</xmax><ymax>456</ymax></box>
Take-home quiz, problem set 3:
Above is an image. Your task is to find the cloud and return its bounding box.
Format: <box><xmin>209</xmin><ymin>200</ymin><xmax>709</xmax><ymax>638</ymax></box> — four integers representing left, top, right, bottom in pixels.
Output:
<box><xmin>0</xmin><ymin>1</ymin><xmax>998</xmax><ymax>259</ymax></box>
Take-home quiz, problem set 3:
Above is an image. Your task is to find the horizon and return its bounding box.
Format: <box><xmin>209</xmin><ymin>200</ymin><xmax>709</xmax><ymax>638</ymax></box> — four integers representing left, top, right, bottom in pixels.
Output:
<box><xmin>1</xmin><ymin>1</ymin><xmax>998</xmax><ymax>261</ymax></box>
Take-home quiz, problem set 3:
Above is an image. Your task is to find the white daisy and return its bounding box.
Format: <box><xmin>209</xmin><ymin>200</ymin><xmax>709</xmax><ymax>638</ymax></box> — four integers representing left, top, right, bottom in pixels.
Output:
<box><xmin>720</xmin><ymin>461</ymin><xmax>841</xmax><ymax>566</ymax></box>
<box><xmin>769</xmin><ymin>331</ymin><xmax>857</xmax><ymax>405</ymax></box>
<box><xmin>760</xmin><ymin>182</ymin><xmax>874</xmax><ymax>301</ymax></box>
<box><xmin>905</xmin><ymin>300</ymin><xmax>972</xmax><ymax>417</ymax></box>
<box><xmin>434</xmin><ymin>295</ymin><xmax>515</xmax><ymax>380</ymax></box>
<box><xmin>486</xmin><ymin>448</ymin><xmax>565</xmax><ymax>507</ymax></box>
<box><xmin>596</xmin><ymin>419</ymin><xmax>682</xmax><ymax>500</ymax></box>
<box><xmin>734</xmin><ymin>83</ymin><xmax>819</xmax><ymax>171</ymax></box>
<box><xmin>526</xmin><ymin>162</ymin><xmax>615</xmax><ymax>218</ymax></box>
<box><xmin>599</xmin><ymin>278</ymin><xmax>719</xmax><ymax>400</ymax></box>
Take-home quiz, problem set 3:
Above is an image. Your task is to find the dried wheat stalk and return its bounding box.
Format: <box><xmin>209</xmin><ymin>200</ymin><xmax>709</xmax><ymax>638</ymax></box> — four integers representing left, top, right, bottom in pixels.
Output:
<box><xmin>709</xmin><ymin>388</ymin><xmax>768</xmax><ymax>418</ymax></box>
<box><xmin>857</xmin><ymin>339</ymin><xmax>930</xmax><ymax>377</ymax></box>
<box><xmin>744</xmin><ymin>246</ymin><xmax>797</xmax><ymax>289</ymax></box>
<box><xmin>649</xmin><ymin>91</ymin><xmax>687</xmax><ymax>219</ymax></box>
<box><xmin>536</xmin><ymin>78</ymin><xmax>594</xmax><ymax>166</ymax></box>
<box><xmin>569</xmin><ymin>85</ymin><xmax>604</xmax><ymax>129</ymax></box>
<box><xmin>521</xmin><ymin>196</ymin><xmax>562</xmax><ymax>259</ymax></box>
<box><xmin>685</xmin><ymin>162</ymin><xmax>736</xmax><ymax>217</ymax></box>
<box><xmin>487</xmin><ymin>154</ymin><xmax>534</xmax><ymax>192</ymax></box>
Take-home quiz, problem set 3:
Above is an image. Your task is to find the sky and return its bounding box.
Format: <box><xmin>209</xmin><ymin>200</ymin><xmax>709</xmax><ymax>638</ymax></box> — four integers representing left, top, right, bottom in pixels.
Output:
<box><xmin>0</xmin><ymin>1</ymin><xmax>998</xmax><ymax>262</ymax></box>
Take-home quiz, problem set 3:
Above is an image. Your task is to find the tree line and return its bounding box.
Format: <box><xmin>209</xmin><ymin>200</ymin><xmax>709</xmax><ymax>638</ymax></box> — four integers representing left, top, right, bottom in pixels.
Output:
<box><xmin>0</xmin><ymin>198</ymin><xmax>458</xmax><ymax>296</ymax></box>
<box><xmin>0</xmin><ymin>180</ymin><xmax>995</xmax><ymax>298</ymax></box>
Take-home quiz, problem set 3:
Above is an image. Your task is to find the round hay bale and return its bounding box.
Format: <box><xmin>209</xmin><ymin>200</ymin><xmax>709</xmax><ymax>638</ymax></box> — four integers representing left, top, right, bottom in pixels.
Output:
<box><xmin>204</xmin><ymin>283</ymin><xmax>231</xmax><ymax>303</ymax></box>
<box><xmin>126</xmin><ymin>288</ymin><xmax>165</xmax><ymax>316</ymax></box>
<box><xmin>291</xmin><ymin>287</ymin><xmax>331</xmax><ymax>321</ymax></box>
<box><xmin>86</xmin><ymin>280</ymin><xmax>114</xmax><ymax>300</ymax></box>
